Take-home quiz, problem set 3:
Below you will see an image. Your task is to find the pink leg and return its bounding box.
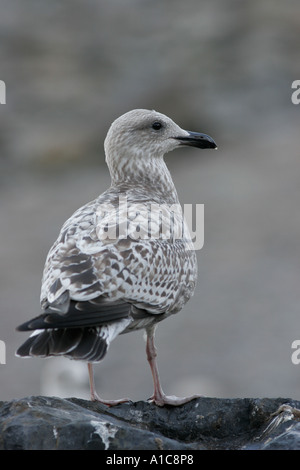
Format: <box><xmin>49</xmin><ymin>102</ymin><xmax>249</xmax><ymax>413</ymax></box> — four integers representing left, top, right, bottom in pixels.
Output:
<box><xmin>88</xmin><ymin>363</ymin><xmax>130</xmax><ymax>406</ymax></box>
<box><xmin>146</xmin><ymin>325</ymin><xmax>200</xmax><ymax>406</ymax></box>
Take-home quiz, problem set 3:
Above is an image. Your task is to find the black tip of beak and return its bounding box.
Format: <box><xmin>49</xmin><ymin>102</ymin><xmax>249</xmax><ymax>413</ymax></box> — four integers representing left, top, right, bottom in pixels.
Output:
<box><xmin>175</xmin><ymin>131</ymin><xmax>217</xmax><ymax>149</ymax></box>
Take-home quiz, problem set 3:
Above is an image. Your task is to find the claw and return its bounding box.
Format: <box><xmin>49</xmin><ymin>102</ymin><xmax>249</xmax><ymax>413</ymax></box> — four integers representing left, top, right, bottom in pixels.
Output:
<box><xmin>91</xmin><ymin>391</ymin><xmax>131</xmax><ymax>406</ymax></box>
<box><xmin>148</xmin><ymin>393</ymin><xmax>200</xmax><ymax>407</ymax></box>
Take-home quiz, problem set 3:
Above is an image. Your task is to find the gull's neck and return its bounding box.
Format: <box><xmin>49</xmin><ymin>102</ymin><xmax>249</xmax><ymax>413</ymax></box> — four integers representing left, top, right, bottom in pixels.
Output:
<box><xmin>107</xmin><ymin>153</ymin><xmax>180</xmax><ymax>205</ymax></box>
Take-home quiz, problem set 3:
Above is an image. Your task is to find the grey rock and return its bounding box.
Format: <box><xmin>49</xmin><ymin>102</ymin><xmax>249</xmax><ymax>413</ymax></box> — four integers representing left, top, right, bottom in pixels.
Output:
<box><xmin>1</xmin><ymin>396</ymin><xmax>300</xmax><ymax>450</ymax></box>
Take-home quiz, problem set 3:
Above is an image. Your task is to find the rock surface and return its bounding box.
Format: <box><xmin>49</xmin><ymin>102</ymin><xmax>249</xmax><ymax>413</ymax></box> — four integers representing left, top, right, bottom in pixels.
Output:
<box><xmin>1</xmin><ymin>396</ymin><xmax>300</xmax><ymax>450</ymax></box>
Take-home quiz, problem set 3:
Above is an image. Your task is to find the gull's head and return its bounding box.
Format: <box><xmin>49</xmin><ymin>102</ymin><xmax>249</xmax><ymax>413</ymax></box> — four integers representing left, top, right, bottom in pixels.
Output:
<box><xmin>104</xmin><ymin>109</ymin><xmax>217</xmax><ymax>166</ymax></box>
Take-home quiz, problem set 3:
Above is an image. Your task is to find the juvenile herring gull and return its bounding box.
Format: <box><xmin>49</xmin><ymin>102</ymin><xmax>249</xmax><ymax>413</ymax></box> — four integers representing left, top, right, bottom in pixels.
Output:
<box><xmin>16</xmin><ymin>109</ymin><xmax>217</xmax><ymax>406</ymax></box>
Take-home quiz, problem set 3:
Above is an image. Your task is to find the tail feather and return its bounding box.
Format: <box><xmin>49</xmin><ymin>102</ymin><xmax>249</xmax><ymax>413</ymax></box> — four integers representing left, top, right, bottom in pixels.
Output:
<box><xmin>16</xmin><ymin>327</ymin><xmax>108</xmax><ymax>363</ymax></box>
<box><xmin>16</xmin><ymin>300</ymin><xmax>131</xmax><ymax>331</ymax></box>
<box><xmin>67</xmin><ymin>328</ymin><xmax>107</xmax><ymax>361</ymax></box>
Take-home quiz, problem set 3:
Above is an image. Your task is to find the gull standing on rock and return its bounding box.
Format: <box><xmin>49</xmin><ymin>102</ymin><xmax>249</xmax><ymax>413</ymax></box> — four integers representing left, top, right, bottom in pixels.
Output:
<box><xmin>16</xmin><ymin>109</ymin><xmax>217</xmax><ymax>406</ymax></box>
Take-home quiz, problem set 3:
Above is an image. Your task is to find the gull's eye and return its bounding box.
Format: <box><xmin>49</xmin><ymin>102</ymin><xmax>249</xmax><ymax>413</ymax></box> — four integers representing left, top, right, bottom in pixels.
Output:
<box><xmin>151</xmin><ymin>121</ymin><xmax>163</xmax><ymax>131</ymax></box>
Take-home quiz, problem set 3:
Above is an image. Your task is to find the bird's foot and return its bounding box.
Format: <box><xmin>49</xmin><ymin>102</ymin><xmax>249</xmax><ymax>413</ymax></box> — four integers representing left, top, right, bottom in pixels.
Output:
<box><xmin>148</xmin><ymin>393</ymin><xmax>201</xmax><ymax>407</ymax></box>
<box><xmin>91</xmin><ymin>391</ymin><xmax>131</xmax><ymax>406</ymax></box>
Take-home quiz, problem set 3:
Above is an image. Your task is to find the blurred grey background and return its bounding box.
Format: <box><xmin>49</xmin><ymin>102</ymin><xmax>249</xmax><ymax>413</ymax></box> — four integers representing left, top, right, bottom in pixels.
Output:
<box><xmin>0</xmin><ymin>0</ymin><xmax>300</xmax><ymax>402</ymax></box>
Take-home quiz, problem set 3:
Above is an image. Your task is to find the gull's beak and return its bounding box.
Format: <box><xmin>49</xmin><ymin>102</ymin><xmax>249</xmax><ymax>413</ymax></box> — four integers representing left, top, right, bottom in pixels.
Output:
<box><xmin>175</xmin><ymin>131</ymin><xmax>217</xmax><ymax>149</ymax></box>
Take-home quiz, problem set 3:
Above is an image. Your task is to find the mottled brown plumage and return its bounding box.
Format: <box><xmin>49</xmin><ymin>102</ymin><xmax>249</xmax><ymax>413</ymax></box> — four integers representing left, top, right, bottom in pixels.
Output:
<box><xmin>16</xmin><ymin>109</ymin><xmax>216</xmax><ymax>406</ymax></box>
